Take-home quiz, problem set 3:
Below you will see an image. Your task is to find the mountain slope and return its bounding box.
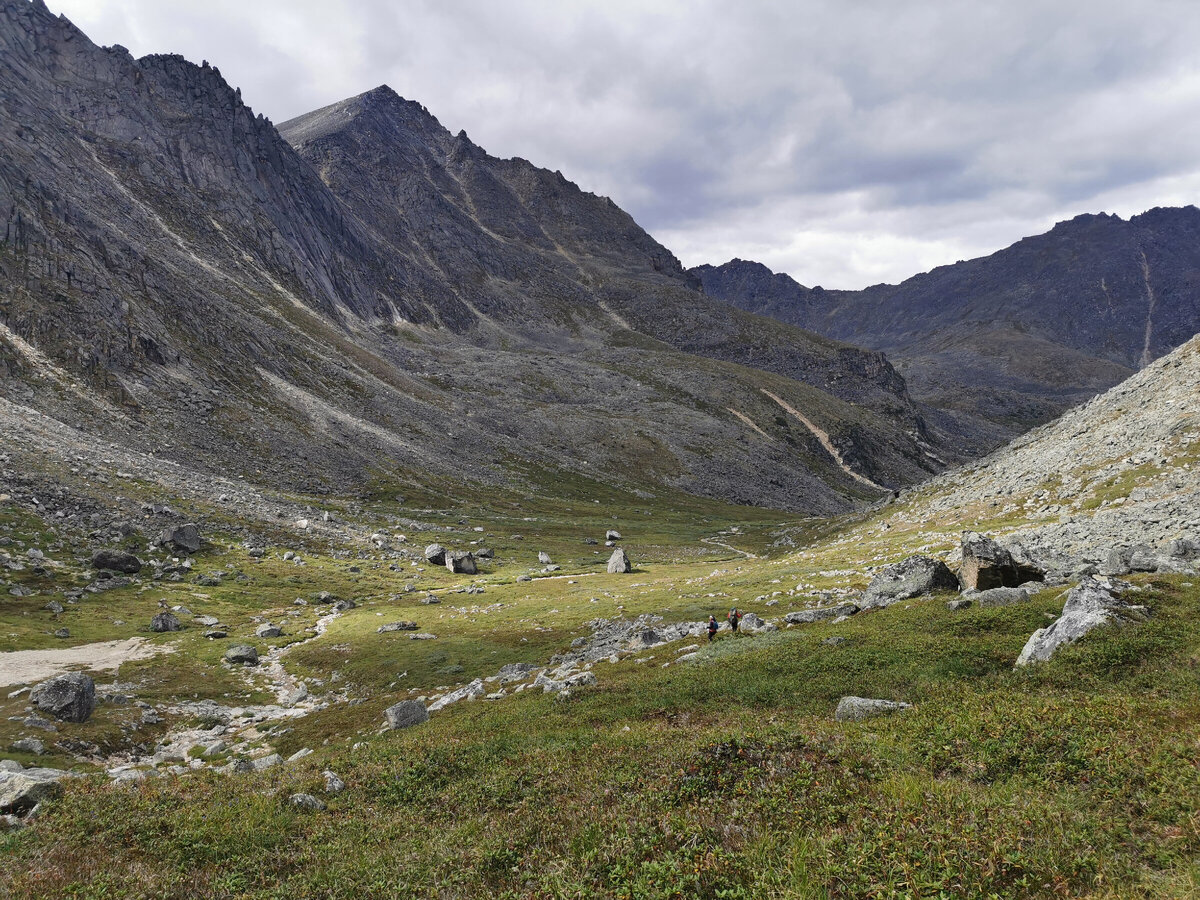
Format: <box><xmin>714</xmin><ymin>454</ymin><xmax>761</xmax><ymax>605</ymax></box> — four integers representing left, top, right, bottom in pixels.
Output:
<box><xmin>693</xmin><ymin>208</ymin><xmax>1200</xmax><ymax>434</ymax></box>
<box><xmin>0</xmin><ymin>0</ymin><xmax>957</xmax><ymax>512</ymax></box>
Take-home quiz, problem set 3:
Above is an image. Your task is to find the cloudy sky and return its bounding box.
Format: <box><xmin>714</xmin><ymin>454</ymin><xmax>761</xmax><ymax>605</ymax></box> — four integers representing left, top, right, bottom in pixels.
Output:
<box><xmin>54</xmin><ymin>0</ymin><xmax>1200</xmax><ymax>289</ymax></box>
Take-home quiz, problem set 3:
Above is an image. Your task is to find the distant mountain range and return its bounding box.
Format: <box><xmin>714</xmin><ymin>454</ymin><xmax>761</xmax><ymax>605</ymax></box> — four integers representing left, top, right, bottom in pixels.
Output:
<box><xmin>693</xmin><ymin>207</ymin><xmax>1200</xmax><ymax>435</ymax></box>
<box><xmin>0</xmin><ymin>0</ymin><xmax>966</xmax><ymax>513</ymax></box>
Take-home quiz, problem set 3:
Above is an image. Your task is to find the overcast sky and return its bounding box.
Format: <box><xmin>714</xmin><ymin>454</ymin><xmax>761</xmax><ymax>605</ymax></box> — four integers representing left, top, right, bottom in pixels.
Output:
<box><xmin>53</xmin><ymin>0</ymin><xmax>1200</xmax><ymax>289</ymax></box>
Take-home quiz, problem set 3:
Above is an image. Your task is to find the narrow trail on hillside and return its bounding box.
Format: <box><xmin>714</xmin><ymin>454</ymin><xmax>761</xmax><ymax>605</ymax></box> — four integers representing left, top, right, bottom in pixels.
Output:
<box><xmin>760</xmin><ymin>389</ymin><xmax>886</xmax><ymax>491</ymax></box>
<box><xmin>700</xmin><ymin>536</ymin><xmax>758</xmax><ymax>559</ymax></box>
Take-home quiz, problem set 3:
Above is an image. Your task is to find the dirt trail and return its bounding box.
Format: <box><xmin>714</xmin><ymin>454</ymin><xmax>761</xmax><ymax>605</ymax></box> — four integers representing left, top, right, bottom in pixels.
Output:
<box><xmin>760</xmin><ymin>389</ymin><xmax>886</xmax><ymax>491</ymax></box>
<box><xmin>700</xmin><ymin>536</ymin><xmax>758</xmax><ymax>559</ymax></box>
<box><xmin>0</xmin><ymin>638</ymin><xmax>169</xmax><ymax>688</ymax></box>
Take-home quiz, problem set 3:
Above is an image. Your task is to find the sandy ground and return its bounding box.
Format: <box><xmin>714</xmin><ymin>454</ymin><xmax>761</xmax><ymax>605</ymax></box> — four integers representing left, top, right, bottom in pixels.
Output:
<box><xmin>0</xmin><ymin>637</ymin><xmax>169</xmax><ymax>688</ymax></box>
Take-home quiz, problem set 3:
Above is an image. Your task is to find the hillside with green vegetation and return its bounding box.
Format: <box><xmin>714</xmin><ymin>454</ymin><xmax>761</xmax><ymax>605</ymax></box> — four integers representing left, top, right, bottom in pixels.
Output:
<box><xmin>2</xmin><ymin>337</ymin><xmax>1199</xmax><ymax>899</ymax></box>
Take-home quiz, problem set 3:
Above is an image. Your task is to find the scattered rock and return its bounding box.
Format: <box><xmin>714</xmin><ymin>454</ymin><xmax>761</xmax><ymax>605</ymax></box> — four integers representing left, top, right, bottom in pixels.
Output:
<box><xmin>383</xmin><ymin>699</ymin><xmax>429</xmax><ymax>730</ymax></box>
<box><xmin>835</xmin><ymin>696</ymin><xmax>912</xmax><ymax>722</ymax></box>
<box><xmin>446</xmin><ymin>551</ymin><xmax>477</xmax><ymax>575</ymax></box>
<box><xmin>151</xmin><ymin>612</ymin><xmax>181</xmax><ymax>633</ymax></box>
<box><xmin>475</xmin><ymin>547</ymin><xmax>494</xmax><ymax>559</ymax></box>
<box><xmin>252</xmin><ymin>754</ymin><xmax>282</xmax><ymax>771</ymax></box>
<box><xmin>424</xmin><ymin>544</ymin><xmax>447</xmax><ymax>566</ymax></box>
<box><xmin>606</xmin><ymin>548</ymin><xmax>632</xmax><ymax>574</ymax></box>
<box><xmin>224</xmin><ymin>644</ymin><xmax>259</xmax><ymax>666</ymax></box>
<box><xmin>428</xmin><ymin>679</ymin><xmax>486</xmax><ymax>712</ymax></box>
<box><xmin>538</xmin><ymin>552</ymin><xmax>553</xmax><ymax>565</ymax></box>
<box><xmin>160</xmin><ymin>524</ymin><xmax>202</xmax><ymax>554</ymax></box>
<box><xmin>606</xmin><ymin>530</ymin><xmax>621</xmax><ymax>541</ymax></box>
<box><xmin>946</xmin><ymin>599</ymin><xmax>973</xmax><ymax>611</ymax></box>
<box><xmin>323</xmin><ymin>771</ymin><xmax>345</xmax><ymax>794</ymax></box>
<box><xmin>1016</xmin><ymin>577</ymin><xmax>1148</xmax><ymax>666</ymax></box>
<box><xmin>960</xmin><ymin>531</ymin><xmax>1043</xmax><ymax>590</ymax></box>
<box><xmin>333</xmin><ymin>599</ymin><xmax>356</xmax><ymax>612</ymax></box>
<box><xmin>0</xmin><ymin>767</ymin><xmax>67</xmax><ymax>814</ymax></box>
<box><xmin>31</xmin><ymin>673</ymin><xmax>95</xmax><ymax>723</ymax></box>
<box><xmin>43</xmin><ymin>601</ymin><xmax>64</xmax><ymax>614</ymax></box>
<box><xmin>205</xmin><ymin>629</ymin><xmax>228</xmax><ymax>639</ymax></box>
<box><xmin>378</xmin><ymin>621</ymin><xmax>419</xmax><ymax>633</ymax></box>
<box><xmin>821</xmin><ymin>636</ymin><xmax>848</xmax><ymax>646</ymax></box>
<box><xmin>973</xmin><ymin>587</ymin><xmax>1030</xmax><ymax>607</ymax></box>
<box><xmin>91</xmin><ymin>550</ymin><xmax>142</xmax><ymax>574</ymax></box>
<box><xmin>862</xmin><ymin>556</ymin><xmax>958</xmax><ymax>608</ymax></box>
<box><xmin>10</xmin><ymin>739</ymin><xmax>44</xmax><ymax>755</ymax></box>
<box><xmin>255</xmin><ymin>624</ymin><xmax>282</xmax><ymax>638</ymax></box>
<box><xmin>785</xmin><ymin>602</ymin><xmax>859</xmax><ymax>624</ymax></box>
<box><xmin>289</xmin><ymin>792</ymin><xmax>326</xmax><ymax>811</ymax></box>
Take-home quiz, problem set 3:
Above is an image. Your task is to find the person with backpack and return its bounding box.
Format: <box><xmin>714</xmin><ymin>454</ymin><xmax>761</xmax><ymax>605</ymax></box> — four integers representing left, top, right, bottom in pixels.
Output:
<box><xmin>707</xmin><ymin>615</ymin><xmax>719</xmax><ymax>642</ymax></box>
<box><xmin>728</xmin><ymin>607</ymin><xmax>742</xmax><ymax>633</ymax></box>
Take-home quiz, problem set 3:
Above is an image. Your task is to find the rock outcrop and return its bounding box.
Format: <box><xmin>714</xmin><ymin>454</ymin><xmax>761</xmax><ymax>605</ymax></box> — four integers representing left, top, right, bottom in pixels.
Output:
<box><xmin>960</xmin><ymin>532</ymin><xmax>1044</xmax><ymax>590</ymax></box>
<box><xmin>862</xmin><ymin>556</ymin><xmax>958</xmax><ymax>608</ymax></box>
<box><xmin>1016</xmin><ymin>578</ymin><xmax>1148</xmax><ymax>666</ymax></box>
<box><xmin>31</xmin><ymin>674</ymin><xmax>95</xmax><ymax>723</ymax></box>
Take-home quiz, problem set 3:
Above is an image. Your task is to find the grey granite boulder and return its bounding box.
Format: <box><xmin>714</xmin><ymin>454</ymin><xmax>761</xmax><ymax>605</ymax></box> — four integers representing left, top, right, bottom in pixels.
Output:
<box><xmin>31</xmin><ymin>673</ymin><xmax>95</xmax><ymax>723</ymax></box>
<box><xmin>224</xmin><ymin>644</ymin><xmax>259</xmax><ymax>666</ymax></box>
<box><xmin>424</xmin><ymin>544</ymin><xmax>447</xmax><ymax>566</ymax></box>
<box><xmin>960</xmin><ymin>532</ymin><xmax>1043</xmax><ymax>590</ymax></box>
<box><xmin>862</xmin><ymin>556</ymin><xmax>958</xmax><ymax>608</ymax></box>
<box><xmin>835</xmin><ymin>696</ymin><xmax>912</xmax><ymax>722</ymax></box>
<box><xmin>446</xmin><ymin>551</ymin><xmax>477</xmax><ymax>575</ymax></box>
<box><xmin>1016</xmin><ymin>577</ymin><xmax>1148</xmax><ymax>666</ymax></box>
<box><xmin>0</xmin><ymin>767</ymin><xmax>67</xmax><ymax>814</ymax></box>
<box><xmin>606</xmin><ymin>548</ymin><xmax>632</xmax><ymax>574</ymax></box>
<box><xmin>255</xmin><ymin>623</ymin><xmax>282</xmax><ymax>638</ymax></box>
<box><xmin>151</xmin><ymin>612</ymin><xmax>181</xmax><ymax>633</ymax></box>
<box><xmin>383</xmin><ymin>699</ymin><xmax>429</xmax><ymax>730</ymax></box>
<box><xmin>289</xmin><ymin>792</ymin><xmax>326</xmax><ymax>811</ymax></box>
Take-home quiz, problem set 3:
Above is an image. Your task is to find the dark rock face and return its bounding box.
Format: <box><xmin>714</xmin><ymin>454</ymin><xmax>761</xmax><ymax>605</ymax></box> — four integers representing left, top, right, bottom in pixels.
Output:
<box><xmin>91</xmin><ymin>550</ymin><xmax>142</xmax><ymax>574</ymax></box>
<box><xmin>446</xmin><ymin>551</ymin><xmax>476</xmax><ymax>575</ymax></box>
<box><xmin>694</xmin><ymin>210</ymin><xmax>1200</xmax><ymax>439</ymax></box>
<box><xmin>224</xmin><ymin>644</ymin><xmax>259</xmax><ymax>666</ymax></box>
<box><xmin>960</xmin><ymin>532</ymin><xmax>1044</xmax><ymax>590</ymax></box>
<box><xmin>862</xmin><ymin>556</ymin><xmax>959</xmax><ymax>608</ymax></box>
<box><xmin>31</xmin><ymin>673</ymin><xmax>95</xmax><ymax>723</ymax></box>
<box><xmin>424</xmin><ymin>545</ymin><xmax>447</xmax><ymax>566</ymax></box>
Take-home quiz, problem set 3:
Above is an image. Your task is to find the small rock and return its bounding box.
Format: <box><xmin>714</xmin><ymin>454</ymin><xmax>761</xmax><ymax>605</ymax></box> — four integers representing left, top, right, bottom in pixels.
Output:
<box><xmin>323</xmin><ymin>770</ymin><xmax>345</xmax><ymax>794</ymax></box>
<box><xmin>91</xmin><ymin>550</ymin><xmax>142</xmax><ymax>574</ymax></box>
<box><xmin>224</xmin><ymin>644</ymin><xmax>259</xmax><ymax>666</ymax></box>
<box><xmin>383</xmin><ymin>700</ymin><xmax>429</xmax><ymax>730</ymax></box>
<box><xmin>289</xmin><ymin>792</ymin><xmax>326</xmax><ymax>811</ymax></box>
<box><xmin>255</xmin><ymin>624</ymin><xmax>282</xmax><ymax>638</ymax></box>
<box><xmin>835</xmin><ymin>696</ymin><xmax>912</xmax><ymax>722</ymax></box>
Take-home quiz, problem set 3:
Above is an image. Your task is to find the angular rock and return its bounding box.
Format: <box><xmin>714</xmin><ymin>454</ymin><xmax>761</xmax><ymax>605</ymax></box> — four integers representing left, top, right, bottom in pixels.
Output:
<box><xmin>606</xmin><ymin>548</ymin><xmax>632</xmax><ymax>574</ymax></box>
<box><xmin>424</xmin><ymin>544</ymin><xmax>447</xmax><ymax>566</ymax></box>
<box><xmin>43</xmin><ymin>601</ymin><xmax>64</xmax><ymax>615</ymax></box>
<box><xmin>11</xmin><ymin>739</ymin><xmax>45</xmax><ymax>755</ymax></box>
<box><xmin>784</xmin><ymin>602</ymin><xmax>859</xmax><ymax>624</ymax></box>
<box><xmin>91</xmin><ymin>550</ymin><xmax>143</xmax><ymax>574</ymax></box>
<box><xmin>383</xmin><ymin>699</ymin><xmax>429</xmax><ymax>730</ymax></box>
<box><xmin>31</xmin><ymin>673</ymin><xmax>95</xmax><ymax>723</ymax></box>
<box><xmin>252</xmin><ymin>754</ymin><xmax>282</xmax><ymax>771</ymax></box>
<box><xmin>289</xmin><ymin>792</ymin><xmax>326</xmax><ymax>811</ymax></box>
<box><xmin>475</xmin><ymin>547</ymin><xmax>494</xmax><ymax>559</ymax></box>
<box><xmin>835</xmin><ymin>696</ymin><xmax>912</xmax><ymax>722</ymax></box>
<box><xmin>960</xmin><ymin>531</ymin><xmax>1044</xmax><ymax>590</ymax></box>
<box><xmin>428</xmin><ymin>679</ymin><xmax>486</xmax><ymax>712</ymax></box>
<box><xmin>862</xmin><ymin>556</ymin><xmax>958</xmax><ymax>608</ymax></box>
<box><xmin>946</xmin><ymin>599</ymin><xmax>973</xmax><ymax>611</ymax></box>
<box><xmin>333</xmin><ymin>599</ymin><xmax>357</xmax><ymax>612</ymax></box>
<box><xmin>377</xmin><ymin>621</ymin><xmax>419</xmax><ymax>633</ymax></box>
<box><xmin>160</xmin><ymin>524</ymin><xmax>203</xmax><ymax>554</ymax></box>
<box><xmin>538</xmin><ymin>551</ymin><xmax>553</xmax><ymax>565</ymax></box>
<box><xmin>255</xmin><ymin>624</ymin><xmax>282</xmax><ymax>638</ymax></box>
<box><xmin>446</xmin><ymin>551</ymin><xmax>477</xmax><ymax>575</ymax></box>
<box><xmin>0</xmin><ymin>767</ymin><xmax>67</xmax><ymax>814</ymax></box>
<box><xmin>972</xmin><ymin>587</ymin><xmax>1030</xmax><ymax>607</ymax></box>
<box><xmin>224</xmin><ymin>644</ymin><xmax>259</xmax><ymax>666</ymax></box>
<box><xmin>151</xmin><ymin>612</ymin><xmax>181</xmax><ymax>633</ymax></box>
<box><xmin>1016</xmin><ymin>577</ymin><xmax>1149</xmax><ymax>666</ymax></box>
<box><xmin>323</xmin><ymin>770</ymin><xmax>346</xmax><ymax>794</ymax></box>
<box><xmin>606</xmin><ymin>530</ymin><xmax>622</xmax><ymax>541</ymax></box>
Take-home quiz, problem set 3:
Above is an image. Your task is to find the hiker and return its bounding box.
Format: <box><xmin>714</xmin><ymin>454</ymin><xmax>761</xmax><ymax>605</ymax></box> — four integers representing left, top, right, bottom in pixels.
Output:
<box><xmin>707</xmin><ymin>615</ymin><xmax>719</xmax><ymax>642</ymax></box>
<box><xmin>728</xmin><ymin>607</ymin><xmax>741</xmax><ymax>633</ymax></box>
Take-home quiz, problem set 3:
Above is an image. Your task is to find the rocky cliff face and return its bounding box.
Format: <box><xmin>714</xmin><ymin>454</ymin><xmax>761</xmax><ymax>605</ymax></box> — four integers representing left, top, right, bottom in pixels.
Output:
<box><xmin>0</xmin><ymin>0</ymin><xmax>961</xmax><ymax>512</ymax></box>
<box><xmin>693</xmin><ymin>208</ymin><xmax>1200</xmax><ymax>437</ymax></box>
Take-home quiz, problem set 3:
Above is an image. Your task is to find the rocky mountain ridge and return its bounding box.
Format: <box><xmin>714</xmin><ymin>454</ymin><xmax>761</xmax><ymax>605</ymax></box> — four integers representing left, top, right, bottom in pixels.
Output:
<box><xmin>0</xmin><ymin>0</ymin><xmax>967</xmax><ymax>512</ymax></box>
<box><xmin>693</xmin><ymin>207</ymin><xmax>1200</xmax><ymax>437</ymax></box>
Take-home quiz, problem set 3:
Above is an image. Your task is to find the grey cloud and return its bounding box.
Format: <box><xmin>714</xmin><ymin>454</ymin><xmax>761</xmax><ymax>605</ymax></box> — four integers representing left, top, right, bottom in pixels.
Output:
<box><xmin>50</xmin><ymin>0</ymin><xmax>1200</xmax><ymax>288</ymax></box>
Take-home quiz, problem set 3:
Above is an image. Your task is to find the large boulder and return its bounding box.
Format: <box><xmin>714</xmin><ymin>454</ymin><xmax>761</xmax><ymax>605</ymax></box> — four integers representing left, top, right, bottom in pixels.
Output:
<box><xmin>424</xmin><ymin>544</ymin><xmax>447</xmax><ymax>566</ymax></box>
<box><xmin>151</xmin><ymin>612</ymin><xmax>181</xmax><ymax>633</ymax></box>
<box><xmin>90</xmin><ymin>550</ymin><xmax>142</xmax><ymax>574</ymax></box>
<box><xmin>224</xmin><ymin>644</ymin><xmax>259</xmax><ymax>666</ymax></box>
<box><xmin>784</xmin><ymin>602</ymin><xmax>859</xmax><ymax>624</ymax></box>
<box><xmin>1016</xmin><ymin>577</ymin><xmax>1148</xmax><ymax>666</ymax></box>
<box><xmin>160</xmin><ymin>524</ymin><xmax>202</xmax><ymax>554</ymax></box>
<box><xmin>31</xmin><ymin>673</ymin><xmax>95</xmax><ymax>723</ymax></box>
<box><xmin>0</xmin><ymin>767</ymin><xmax>67</xmax><ymax>814</ymax></box>
<box><xmin>834</xmin><ymin>696</ymin><xmax>912</xmax><ymax>722</ymax></box>
<box><xmin>606</xmin><ymin>548</ymin><xmax>632</xmax><ymax>574</ymax></box>
<box><xmin>446</xmin><ymin>551</ymin><xmax>477</xmax><ymax>575</ymax></box>
<box><xmin>960</xmin><ymin>532</ymin><xmax>1043</xmax><ymax>590</ymax></box>
<box><xmin>383</xmin><ymin>699</ymin><xmax>429</xmax><ymax>730</ymax></box>
<box><xmin>862</xmin><ymin>556</ymin><xmax>958</xmax><ymax>608</ymax></box>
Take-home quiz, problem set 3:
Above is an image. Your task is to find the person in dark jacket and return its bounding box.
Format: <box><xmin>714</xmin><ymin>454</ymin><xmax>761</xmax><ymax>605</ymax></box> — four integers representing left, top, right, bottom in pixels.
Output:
<box><xmin>707</xmin><ymin>615</ymin><xmax>719</xmax><ymax>642</ymax></box>
<box><xmin>728</xmin><ymin>607</ymin><xmax>742</xmax><ymax>633</ymax></box>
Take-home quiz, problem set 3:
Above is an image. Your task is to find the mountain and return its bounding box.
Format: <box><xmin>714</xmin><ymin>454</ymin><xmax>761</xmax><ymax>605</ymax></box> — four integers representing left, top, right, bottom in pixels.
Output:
<box><xmin>0</xmin><ymin>0</ymin><xmax>971</xmax><ymax>513</ymax></box>
<box><xmin>692</xmin><ymin>208</ymin><xmax>1200</xmax><ymax>436</ymax></box>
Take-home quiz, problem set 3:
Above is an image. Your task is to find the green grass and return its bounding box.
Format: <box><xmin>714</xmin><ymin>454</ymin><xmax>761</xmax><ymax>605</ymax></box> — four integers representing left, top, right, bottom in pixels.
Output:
<box><xmin>3</xmin><ymin>460</ymin><xmax>1200</xmax><ymax>897</ymax></box>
